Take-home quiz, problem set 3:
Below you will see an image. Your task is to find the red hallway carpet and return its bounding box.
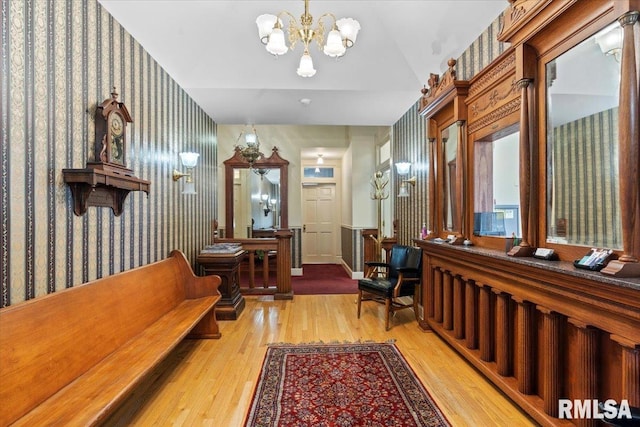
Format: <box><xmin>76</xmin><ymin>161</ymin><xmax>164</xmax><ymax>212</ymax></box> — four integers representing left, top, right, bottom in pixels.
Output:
<box><xmin>244</xmin><ymin>342</ymin><xmax>450</xmax><ymax>426</ymax></box>
<box><xmin>292</xmin><ymin>264</ymin><xmax>358</xmax><ymax>295</ymax></box>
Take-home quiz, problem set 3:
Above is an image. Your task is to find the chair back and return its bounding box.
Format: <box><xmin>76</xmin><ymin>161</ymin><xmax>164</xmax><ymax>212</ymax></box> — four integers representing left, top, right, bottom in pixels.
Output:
<box><xmin>388</xmin><ymin>245</ymin><xmax>422</xmax><ymax>279</ymax></box>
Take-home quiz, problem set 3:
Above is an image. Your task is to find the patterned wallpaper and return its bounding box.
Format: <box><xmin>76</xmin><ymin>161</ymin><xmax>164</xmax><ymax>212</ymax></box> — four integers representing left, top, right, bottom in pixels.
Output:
<box><xmin>392</xmin><ymin>14</ymin><xmax>507</xmax><ymax>245</ymax></box>
<box><xmin>551</xmin><ymin>108</ymin><xmax>622</xmax><ymax>248</ymax></box>
<box><xmin>1</xmin><ymin>0</ymin><xmax>217</xmax><ymax>306</ymax></box>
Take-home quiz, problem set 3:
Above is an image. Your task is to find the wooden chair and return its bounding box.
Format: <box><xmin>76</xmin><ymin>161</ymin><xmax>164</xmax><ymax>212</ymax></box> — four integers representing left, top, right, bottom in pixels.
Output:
<box><xmin>357</xmin><ymin>245</ymin><xmax>422</xmax><ymax>330</ymax></box>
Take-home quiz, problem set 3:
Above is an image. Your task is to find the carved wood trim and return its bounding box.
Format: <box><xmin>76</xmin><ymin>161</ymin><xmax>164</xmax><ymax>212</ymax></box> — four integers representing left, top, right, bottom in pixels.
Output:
<box><xmin>467</xmin><ymin>97</ymin><xmax>521</xmax><ymax>134</ymax></box>
<box><xmin>498</xmin><ymin>0</ymin><xmax>556</xmax><ymax>42</ymax></box>
<box><xmin>468</xmin><ymin>50</ymin><xmax>517</xmax><ymax>98</ymax></box>
<box><xmin>419</xmin><ymin>59</ymin><xmax>470</xmax><ymax>117</ymax></box>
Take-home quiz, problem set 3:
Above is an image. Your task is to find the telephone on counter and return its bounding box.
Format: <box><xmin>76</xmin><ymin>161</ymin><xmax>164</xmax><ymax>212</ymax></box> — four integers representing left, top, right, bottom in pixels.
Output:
<box><xmin>533</xmin><ymin>247</ymin><xmax>557</xmax><ymax>260</ymax></box>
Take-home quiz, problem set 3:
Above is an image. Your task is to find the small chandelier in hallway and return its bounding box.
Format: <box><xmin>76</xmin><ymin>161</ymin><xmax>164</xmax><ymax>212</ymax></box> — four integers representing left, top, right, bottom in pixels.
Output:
<box><xmin>256</xmin><ymin>0</ymin><xmax>361</xmax><ymax>77</ymax></box>
<box><xmin>235</xmin><ymin>126</ymin><xmax>263</xmax><ymax>167</ymax></box>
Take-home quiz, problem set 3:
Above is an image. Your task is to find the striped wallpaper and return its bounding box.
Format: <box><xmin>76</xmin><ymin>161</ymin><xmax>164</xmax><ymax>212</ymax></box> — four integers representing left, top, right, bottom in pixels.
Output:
<box><xmin>551</xmin><ymin>108</ymin><xmax>622</xmax><ymax>248</ymax></box>
<box><xmin>392</xmin><ymin>14</ymin><xmax>506</xmax><ymax>245</ymax></box>
<box><xmin>1</xmin><ymin>0</ymin><xmax>218</xmax><ymax>306</ymax></box>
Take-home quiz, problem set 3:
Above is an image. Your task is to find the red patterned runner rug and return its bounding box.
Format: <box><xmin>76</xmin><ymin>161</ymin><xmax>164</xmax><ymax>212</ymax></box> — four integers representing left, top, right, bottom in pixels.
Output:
<box><xmin>244</xmin><ymin>342</ymin><xmax>450</xmax><ymax>427</ymax></box>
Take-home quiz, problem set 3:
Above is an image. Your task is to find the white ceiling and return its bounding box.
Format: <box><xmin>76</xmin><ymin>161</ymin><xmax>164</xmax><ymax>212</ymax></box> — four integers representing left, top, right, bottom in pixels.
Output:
<box><xmin>98</xmin><ymin>0</ymin><xmax>507</xmax><ymax>126</ymax></box>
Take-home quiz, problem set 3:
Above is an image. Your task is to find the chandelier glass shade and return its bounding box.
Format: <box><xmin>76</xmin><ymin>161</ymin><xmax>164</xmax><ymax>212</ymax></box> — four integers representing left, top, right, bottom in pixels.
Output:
<box><xmin>235</xmin><ymin>126</ymin><xmax>263</xmax><ymax>166</ymax></box>
<box><xmin>256</xmin><ymin>0</ymin><xmax>361</xmax><ymax>77</ymax></box>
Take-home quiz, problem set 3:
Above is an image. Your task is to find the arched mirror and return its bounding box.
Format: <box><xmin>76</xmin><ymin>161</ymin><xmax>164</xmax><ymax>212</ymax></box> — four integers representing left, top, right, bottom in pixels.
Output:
<box><xmin>224</xmin><ymin>147</ymin><xmax>289</xmax><ymax>238</ymax></box>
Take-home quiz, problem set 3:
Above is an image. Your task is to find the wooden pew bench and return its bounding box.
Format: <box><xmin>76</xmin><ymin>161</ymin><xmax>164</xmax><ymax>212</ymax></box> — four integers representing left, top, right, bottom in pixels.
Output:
<box><xmin>0</xmin><ymin>250</ymin><xmax>222</xmax><ymax>426</ymax></box>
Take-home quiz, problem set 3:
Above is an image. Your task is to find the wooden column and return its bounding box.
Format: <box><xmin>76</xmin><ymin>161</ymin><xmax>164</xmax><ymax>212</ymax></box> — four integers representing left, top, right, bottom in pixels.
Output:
<box><xmin>443</xmin><ymin>271</ymin><xmax>453</xmax><ymax>330</ymax></box>
<box><xmin>428</xmin><ymin>133</ymin><xmax>436</xmax><ymax>237</ymax></box>
<box><xmin>568</xmin><ymin>318</ymin><xmax>599</xmax><ymax>427</ymax></box>
<box><xmin>434</xmin><ymin>267</ymin><xmax>443</xmax><ymax>323</ymax></box>
<box><xmin>601</xmin><ymin>11</ymin><xmax>640</xmax><ymax>277</ymax></box>
<box><xmin>494</xmin><ymin>290</ymin><xmax>512</xmax><ymax>376</ymax></box>
<box><xmin>479</xmin><ymin>284</ymin><xmax>494</xmax><ymax>362</ymax></box>
<box><xmin>418</xmin><ymin>256</ymin><xmax>433</xmax><ymax>331</ymax></box>
<box><xmin>538</xmin><ymin>305</ymin><xmax>562</xmax><ymax>417</ymax></box>
<box><xmin>453</xmin><ymin>275</ymin><xmax>465</xmax><ymax>339</ymax></box>
<box><xmin>426</xmin><ymin>264</ymin><xmax>435</xmax><ymax>320</ymax></box>
<box><xmin>611</xmin><ymin>335</ymin><xmax>640</xmax><ymax>407</ymax></box>
<box><xmin>508</xmin><ymin>77</ymin><xmax>535</xmax><ymax>257</ymax></box>
<box><xmin>465</xmin><ymin>279</ymin><xmax>478</xmax><ymax>349</ymax></box>
<box><xmin>515</xmin><ymin>297</ymin><xmax>535</xmax><ymax>394</ymax></box>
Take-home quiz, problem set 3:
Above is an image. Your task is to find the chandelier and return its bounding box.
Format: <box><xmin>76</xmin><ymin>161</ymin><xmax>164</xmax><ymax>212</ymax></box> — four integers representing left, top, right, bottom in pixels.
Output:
<box><xmin>255</xmin><ymin>0</ymin><xmax>361</xmax><ymax>77</ymax></box>
<box><xmin>235</xmin><ymin>126</ymin><xmax>263</xmax><ymax>166</ymax></box>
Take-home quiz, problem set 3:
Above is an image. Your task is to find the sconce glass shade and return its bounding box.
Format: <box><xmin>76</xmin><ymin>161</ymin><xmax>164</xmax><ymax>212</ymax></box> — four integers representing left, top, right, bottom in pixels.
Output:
<box><xmin>182</xmin><ymin>181</ymin><xmax>196</xmax><ymax>195</ymax></box>
<box><xmin>398</xmin><ymin>182</ymin><xmax>409</xmax><ymax>198</ymax></box>
<box><xmin>395</xmin><ymin>162</ymin><xmax>412</xmax><ymax>176</ymax></box>
<box><xmin>595</xmin><ymin>24</ymin><xmax>622</xmax><ymax>56</ymax></box>
<box><xmin>297</xmin><ymin>51</ymin><xmax>316</xmax><ymax>77</ymax></box>
<box><xmin>270</xmin><ymin>198</ymin><xmax>277</xmax><ymax>206</ymax></box>
<box><xmin>179</xmin><ymin>152</ymin><xmax>199</xmax><ymax>168</ymax></box>
<box><xmin>245</xmin><ymin>133</ymin><xmax>257</xmax><ymax>145</ymax></box>
<box><xmin>317</xmin><ymin>154</ymin><xmax>324</xmax><ymax>165</ymax></box>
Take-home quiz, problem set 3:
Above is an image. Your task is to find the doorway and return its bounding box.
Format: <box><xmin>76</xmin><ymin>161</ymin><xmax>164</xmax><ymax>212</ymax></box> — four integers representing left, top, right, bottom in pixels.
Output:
<box><xmin>302</xmin><ymin>183</ymin><xmax>338</xmax><ymax>264</ymax></box>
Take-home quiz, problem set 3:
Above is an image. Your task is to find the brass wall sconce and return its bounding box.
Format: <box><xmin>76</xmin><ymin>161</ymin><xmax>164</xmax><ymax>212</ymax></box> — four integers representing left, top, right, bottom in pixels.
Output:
<box><xmin>395</xmin><ymin>162</ymin><xmax>416</xmax><ymax>198</ymax></box>
<box><xmin>172</xmin><ymin>152</ymin><xmax>199</xmax><ymax>195</ymax></box>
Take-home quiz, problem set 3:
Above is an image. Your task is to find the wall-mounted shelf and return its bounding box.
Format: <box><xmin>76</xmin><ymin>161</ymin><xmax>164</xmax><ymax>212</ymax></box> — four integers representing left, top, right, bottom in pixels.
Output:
<box><xmin>62</xmin><ymin>167</ymin><xmax>150</xmax><ymax>216</ymax></box>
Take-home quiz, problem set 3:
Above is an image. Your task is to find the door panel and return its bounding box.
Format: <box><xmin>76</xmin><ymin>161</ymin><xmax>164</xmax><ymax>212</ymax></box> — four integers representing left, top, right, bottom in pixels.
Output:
<box><xmin>302</xmin><ymin>184</ymin><xmax>336</xmax><ymax>263</ymax></box>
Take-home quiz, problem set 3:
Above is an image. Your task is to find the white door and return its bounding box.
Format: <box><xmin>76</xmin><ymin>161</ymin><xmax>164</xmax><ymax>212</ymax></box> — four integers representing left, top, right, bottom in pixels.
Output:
<box><xmin>302</xmin><ymin>184</ymin><xmax>337</xmax><ymax>264</ymax></box>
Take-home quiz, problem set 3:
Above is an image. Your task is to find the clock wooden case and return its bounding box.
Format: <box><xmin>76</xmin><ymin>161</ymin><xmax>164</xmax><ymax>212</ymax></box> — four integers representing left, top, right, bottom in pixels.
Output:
<box><xmin>63</xmin><ymin>87</ymin><xmax>150</xmax><ymax>216</ymax></box>
<box><xmin>90</xmin><ymin>87</ymin><xmax>133</xmax><ymax>172</ymax></box>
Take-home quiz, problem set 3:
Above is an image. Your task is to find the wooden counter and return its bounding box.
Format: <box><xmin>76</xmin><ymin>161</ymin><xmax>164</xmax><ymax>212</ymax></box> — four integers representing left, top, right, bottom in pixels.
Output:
<box><xmin>415</xmin><ymin>239</ymin><xmax>640</xmax><ymax>427</ymax></box>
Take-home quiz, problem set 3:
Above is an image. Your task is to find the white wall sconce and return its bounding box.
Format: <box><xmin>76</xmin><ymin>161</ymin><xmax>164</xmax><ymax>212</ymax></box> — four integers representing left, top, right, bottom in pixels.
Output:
<box><xmin>172</xmin><ymin>152</ymin><xmax>199</xmax><ymax>195</ymax></box>
<box><xmin>260</xmin><ymin>194</ymin><xmax>276</xmax><ymax>216</ymax></box>
<box><xmin>395</xmin><ymin>162</ymin><xmax>416</xmax><ymax>198</ymax></box>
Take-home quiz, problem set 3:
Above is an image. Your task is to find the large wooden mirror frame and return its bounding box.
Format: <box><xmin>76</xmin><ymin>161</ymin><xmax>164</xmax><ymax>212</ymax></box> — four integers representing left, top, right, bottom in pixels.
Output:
<box><xmin>224</xmin><ymin>147</ymin><xmax>289</xmax><ymax>238</ymax></box>
<box><xmin>503</xmin><ymin>0</ymin><xmax>640</xmax><ymax>273</ymax></box>
<box><xmin>464</xmin><ymin>48</ymin><xmax>528</xmax><ymax>252</ymax></box>
<box><xmin>420</xmin><ymin>59</ymin><xmax>469</xmax><ymax>241</ymax></box>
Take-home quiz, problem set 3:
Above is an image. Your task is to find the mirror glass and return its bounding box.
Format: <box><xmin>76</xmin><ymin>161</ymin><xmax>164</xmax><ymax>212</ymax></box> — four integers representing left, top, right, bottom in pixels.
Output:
<box><xmin>233</xmin><ymin>168</ymin><xmax>280</xmax><ymax>238</ymax></box>
<box><xmin>473</xmin><ymin>128</ymin><xmax>521</xmax><ymax>238</ymax></box>
<box><xmin>442</xmin><ymin>123</ymin><xmax>459</xmax><ymax>231</ymax></box>
<box><xmin>546</xmin><ymin>22</ymin><xmax>622</xmax><ymax>249</ymax></box>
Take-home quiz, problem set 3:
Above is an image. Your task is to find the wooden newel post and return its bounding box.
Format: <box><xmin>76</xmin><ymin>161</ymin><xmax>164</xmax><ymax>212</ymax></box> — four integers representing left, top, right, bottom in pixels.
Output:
<box><xmin>274</xmin><ymin>230</ymin><xmax>293</xmax><ymax>299</ymax></box>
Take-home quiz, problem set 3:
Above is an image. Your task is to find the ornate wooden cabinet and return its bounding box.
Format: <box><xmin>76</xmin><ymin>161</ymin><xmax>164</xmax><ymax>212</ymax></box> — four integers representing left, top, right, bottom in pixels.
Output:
<box><xmin>417</xmin><ymin>0</ymin><xmax>640</xmax><ymax>425</ymax></box>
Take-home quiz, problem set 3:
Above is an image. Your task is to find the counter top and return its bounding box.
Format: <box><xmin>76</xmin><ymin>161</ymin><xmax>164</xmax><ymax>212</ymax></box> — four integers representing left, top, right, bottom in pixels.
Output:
<box><xmin>415</xmin><ymin>239</ymin><xmax>640</xmax><ymax>292</ymax></box>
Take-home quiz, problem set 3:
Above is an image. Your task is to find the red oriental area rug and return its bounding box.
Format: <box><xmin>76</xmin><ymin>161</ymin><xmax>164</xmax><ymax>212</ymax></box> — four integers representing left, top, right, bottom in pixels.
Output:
<box><xmin>244</xmin><ymin>342</ymin><xmax>450</xmax><ymax>427</ymax></box>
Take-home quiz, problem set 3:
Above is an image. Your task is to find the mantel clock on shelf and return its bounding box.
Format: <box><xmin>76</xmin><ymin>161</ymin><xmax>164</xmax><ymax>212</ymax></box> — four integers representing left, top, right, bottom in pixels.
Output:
<box><xmin>90</xmin><ymin>86</ymin><xmax>133</xmax><ymax>173</ymax></box>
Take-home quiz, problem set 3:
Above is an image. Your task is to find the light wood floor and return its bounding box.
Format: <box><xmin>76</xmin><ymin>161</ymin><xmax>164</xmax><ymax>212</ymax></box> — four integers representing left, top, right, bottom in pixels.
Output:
<box><xmin>105</xmin><ymin>295</ymin><xmax>538</xmax><ymax>426</ymax></box>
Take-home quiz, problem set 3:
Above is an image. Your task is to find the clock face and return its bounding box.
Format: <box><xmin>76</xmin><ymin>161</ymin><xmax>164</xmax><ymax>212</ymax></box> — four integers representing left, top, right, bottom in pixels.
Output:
<box><xmin>110</xmin><ymin>114</ymin><xmax>124</xmax><ymax>137</ymax></box>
